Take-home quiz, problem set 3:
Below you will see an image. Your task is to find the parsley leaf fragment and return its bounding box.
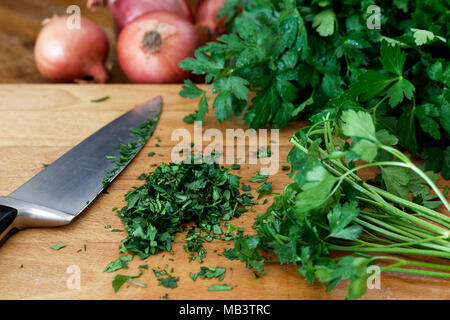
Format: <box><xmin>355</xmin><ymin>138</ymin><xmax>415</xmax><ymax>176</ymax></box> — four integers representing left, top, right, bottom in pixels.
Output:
<box><xmin>208</xmin><ymin>284</ymin><xmax>233</xmax><ymax>291</ymax></box>
<box><xmin>104</xmin><ymin>255</ymin><xmax>133</xmax><ymax>273</ymax></box>
<box><xmin>50</xmin><ymin>244</ymin><xmax>66</xmax><ymax>250</ymax></box>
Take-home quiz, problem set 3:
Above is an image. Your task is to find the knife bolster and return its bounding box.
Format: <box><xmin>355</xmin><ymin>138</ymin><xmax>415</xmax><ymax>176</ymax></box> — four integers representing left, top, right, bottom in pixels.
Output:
<box><xmin>0</xmin><ymin>196</ymin><xmax>74</xmax><ymax>245</ymax></box>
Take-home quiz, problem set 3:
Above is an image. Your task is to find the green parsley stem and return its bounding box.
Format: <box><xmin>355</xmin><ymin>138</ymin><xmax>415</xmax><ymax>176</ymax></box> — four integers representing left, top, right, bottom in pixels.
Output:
<box><xmin>368</xmin><ymin>95</ymin><xmax>389</xmax><ymax>120</ymax></box>
<box><xmin>383</xmin><ymin>235</ymin><xmax>449</xmax><ymax>249</ymax></box>
<box><xmin>369</xmin><ymin>186</ymin><xmax>450</xmax><ymax>225</ymax></box>
<box><xmin>206</xmin><ymin>199</ymin><xmax>222</xmax><ymax>207</ymax></box>
<box><xmin>356</xmin><ymin>206</ymin><xmax>400</xmax><ymax>220</ymax></box>
<box><xmin>127</xmin><ymin>279</ymin><xmax>147</xmax><ymax>288</ymax></box>
<box><xmin>232</xmin><ymin>201</ymin><xmax>238</xmax><ymax>216</ymax></box>
<box><xmin>387</xmin><ymin>221</ymin><xmax>450</xmax><ymax>246</ymax></box>
<box><xmin>373</xmin><ymin>256</ymin><xmax>450</xmax><ymax>271</ymax></box>
<box><xmin>348</xmin><ymin>239</ymin><xmax>383</xmax><ymax>248</ymax></box>
<box><xmin>354</xmin><ymin>217</ymin><xmax>449</xmax><ymax>252</ymax></box>
<box><xmin>277</xmin><ymin>234</ymin><xmax>291</xmax><ymax>242</ymax></box>
<box><xmin>383</xmin><ymin>268</ymin><xmax>450</xmax><ymax>278</ymax></box>
<box><xmin>264</xmin><ymin>225</ymin><xmax>289</xmax><ymax>245</ymax></box>
<box><xmin>355</xmin><ymin>217</ymin><xmax>416</xmax><ymax>243</ymax></box>
<box><xmin>360</xmin><ymin>213</ymin><xmax>448</xmax><ymax>243</ymax></box>
<box><xmin>327</xmin><ymin>244</ymin><xmax>450</xmax><ymax>259</ymax></box>
<box><xmin>324</xmin><ymin>115</ymin><xmax>335</xmax><ymax>153</ymax></box>
<box><xmin>415</xmin><ymin>214</ymin><xmax>450</xmax><ymax>229</ymax></box>
<box><xmin>358</xmin><ymin>234</ymin><xmax>397</xmax><ymax>245</ymax></box>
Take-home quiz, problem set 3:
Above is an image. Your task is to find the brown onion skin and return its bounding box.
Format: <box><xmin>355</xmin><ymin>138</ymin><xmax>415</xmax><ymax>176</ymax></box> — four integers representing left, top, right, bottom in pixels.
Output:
<box><xmin>34</xmin><ymin>15</ymin><xmax>109</xmax><ymax>83</ymax></box>
<box><xmin>88</xmin><ymin>0</ymin><xmax>193</xmax><ymax>32</ymax></box>
<box><xmin>195</xmin><ymin>0</ymin><xmax>227</xmax><ymax>44</ymax></box>
<box><xmin>117</xmin><ymin>11</ymin><xmax>199</xmax><ymax>83</ymax></box>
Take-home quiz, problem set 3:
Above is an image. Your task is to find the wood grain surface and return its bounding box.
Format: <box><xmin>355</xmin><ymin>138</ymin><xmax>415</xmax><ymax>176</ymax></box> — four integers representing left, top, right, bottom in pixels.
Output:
<box><xmin>0</xmin><ymin>84</ymin><xmax>448</xmax><ymax>300</ymax></box>
<box><xmin>0</xmin><ymin>0</ymin><xmax>201</xmax><ymax>83</ymax></box>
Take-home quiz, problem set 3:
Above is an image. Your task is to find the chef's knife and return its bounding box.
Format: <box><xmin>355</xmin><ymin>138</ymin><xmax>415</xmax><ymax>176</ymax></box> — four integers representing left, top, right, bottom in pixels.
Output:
<box><xmin>0</xmin><ymin>96</ymin><xmax>162</xmax><ymax>246</ymax></box>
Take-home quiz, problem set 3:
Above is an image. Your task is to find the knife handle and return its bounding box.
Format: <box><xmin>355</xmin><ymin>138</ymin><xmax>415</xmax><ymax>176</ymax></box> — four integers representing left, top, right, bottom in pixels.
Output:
<box><xmin>0</xmin><ymin>205</ymin><xmax>18</xmax><ymax>246</ymax></box>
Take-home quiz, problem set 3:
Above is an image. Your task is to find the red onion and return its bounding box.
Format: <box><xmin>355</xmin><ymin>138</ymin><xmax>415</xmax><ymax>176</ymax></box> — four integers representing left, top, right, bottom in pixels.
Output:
<box><xmin>34</xmin><ymin>15</ymin><xmax>109</xmax><ymax>83</ymax></box>
<box><xmin>195</xmin><ymin>0</ymin><xmax>227</xmax><ymax>44</ymax></box>
<box><xmin>87</xmin><ymin>0</ymin><xmax>193</xmax><ymax>31</ymax></box>
<box><xmin>117</xmin><ymin>11</ymin><xmax>199</xmax><ymax>83</ymax></box>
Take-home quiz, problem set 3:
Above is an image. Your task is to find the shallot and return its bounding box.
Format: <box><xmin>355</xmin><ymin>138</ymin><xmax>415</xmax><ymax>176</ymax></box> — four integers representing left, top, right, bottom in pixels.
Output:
<box><xmin>117</xmin><ymin>11</ymin><xmax>199</xmax><ymax>83</ymax></box>
<box><xmin>34</xmin><ymin>15</ymin><xmax>109</xmax><ymax>83</ymax></box>
<box><xmin>195</xmin><ymin>0</ymin><xmax>227</xmax><ymax>44</ymax></box>
<box><xmin>87</xmin><ymin>0</ymin><xmax>193</xmax><ymax>31</ymax></box>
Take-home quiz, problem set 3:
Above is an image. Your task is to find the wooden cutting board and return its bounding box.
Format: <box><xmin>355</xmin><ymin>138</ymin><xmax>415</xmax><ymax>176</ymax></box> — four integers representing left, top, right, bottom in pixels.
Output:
<box><xmin>0</xmin><ymin>84</ymin><xmax>448</xmax><ymax>300</ymax></box>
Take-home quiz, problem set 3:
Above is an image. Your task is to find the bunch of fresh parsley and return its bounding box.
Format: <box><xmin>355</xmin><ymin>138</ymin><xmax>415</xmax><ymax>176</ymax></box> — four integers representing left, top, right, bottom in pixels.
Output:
<box><xmin>230</xmin><ymin>110</ymin><xmax>450</xmax><ymax>299</ymax></box>
<box><xmin>179</xmin><ymin>0</ymin><xmax>449</xmax><ymax>177</ymax></box>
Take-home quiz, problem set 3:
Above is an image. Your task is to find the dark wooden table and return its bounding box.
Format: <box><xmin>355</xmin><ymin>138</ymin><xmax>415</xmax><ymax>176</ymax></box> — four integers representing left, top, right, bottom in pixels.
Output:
<box><xmin>0</xmin><ymin>0</ymin><xmax>201</xmax><ymax>83</ymax></box>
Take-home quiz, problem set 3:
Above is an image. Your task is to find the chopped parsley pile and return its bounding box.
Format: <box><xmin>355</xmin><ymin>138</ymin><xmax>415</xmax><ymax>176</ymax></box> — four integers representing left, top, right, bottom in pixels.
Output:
<box><xmin>105</xmin><ymin>156</ymin><xmax>264</xmax><ymax>295</ymax></box>
<box><xmin>116</xmin><ymin>157</ymin><xmax>248</xmax><ymax>259</ymax></box>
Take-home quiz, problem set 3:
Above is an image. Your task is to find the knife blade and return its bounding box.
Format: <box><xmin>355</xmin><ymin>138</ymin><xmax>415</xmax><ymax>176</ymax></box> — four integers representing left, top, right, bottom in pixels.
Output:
<box><xmin>0</xmin><ymin>96</ymin><xmax>162</xmax><ymax>246</ymax></box>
